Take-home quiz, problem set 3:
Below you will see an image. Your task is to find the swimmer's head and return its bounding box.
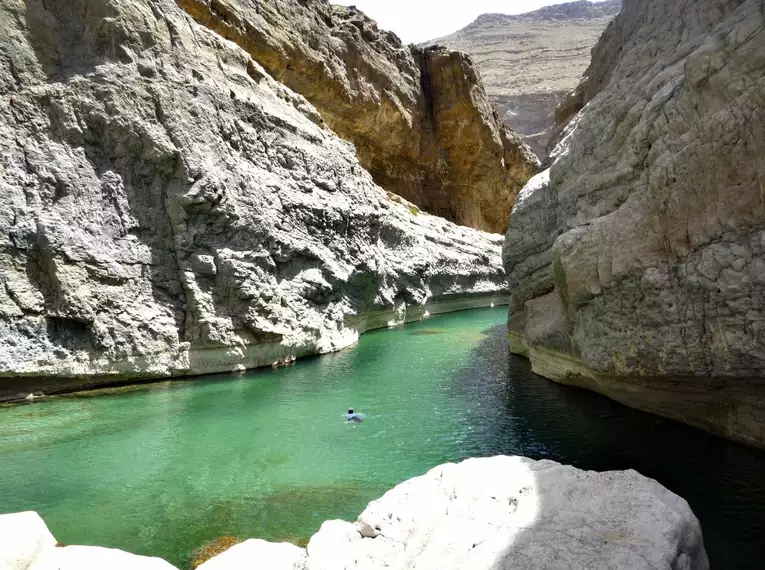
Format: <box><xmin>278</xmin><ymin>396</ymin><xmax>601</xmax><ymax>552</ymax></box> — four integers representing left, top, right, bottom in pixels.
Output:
<box><xmin>348</xmin><ymin>408</ymin><xmax>354</xmax><ymax>414</ymax></box>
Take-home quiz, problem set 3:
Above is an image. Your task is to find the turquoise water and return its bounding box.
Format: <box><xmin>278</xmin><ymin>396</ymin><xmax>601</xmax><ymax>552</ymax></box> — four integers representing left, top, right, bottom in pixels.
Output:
<box><xmin>1</xmin><ymin>307</ymin><xmax>764</xmax><ymax>568</ymax></box>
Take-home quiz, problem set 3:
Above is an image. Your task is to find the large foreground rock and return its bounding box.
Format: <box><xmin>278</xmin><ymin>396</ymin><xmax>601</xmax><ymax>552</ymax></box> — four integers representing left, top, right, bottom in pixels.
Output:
<box><xmin>1</xmin><ymin>457</ymin><xmax>707</xmax><ymax>570</ymax></box>
<box><xmin>503</xmin><ymin>0</ymin><xmax>765</xmax><ymax>447</ymax></box>
<box><xmin>0</xmin><ymin>512</ymin><xmax>56</xmax><ymax>570</ymax></box>
<box><xmin>176</xmin><ymin>0</ymin><xmax>539</xmax><ymax>232</ymax></box>
<box><xmin>196</xmin><ymin>540</ymin><xmax>303</xmax><ymax>570</ymax></box>
<box><xmin>0</xmin><ymin>0</ymin><xmax>509</xmax><ymax>398</ymax></box>
<box><xmin>28</xmin><ymin>546</ymin><xmax>178</xmax><ymax>570</ymax></box>
<box><xmin>298</xmin><ymin>456</ymin><xmax>708</xmax><ymax>570</ymax></box>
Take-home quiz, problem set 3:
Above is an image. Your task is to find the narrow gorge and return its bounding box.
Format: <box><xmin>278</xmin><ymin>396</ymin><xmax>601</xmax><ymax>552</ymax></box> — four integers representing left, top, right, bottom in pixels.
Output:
<box><xmin>2</xmin><ymin>0</ymin><xmax>765</xmax><ymax>569</ymax></box>
<box><xmin>427</xmin><ymin>0</ymin><xmax>621</xmax><ymax>158</ymax></box>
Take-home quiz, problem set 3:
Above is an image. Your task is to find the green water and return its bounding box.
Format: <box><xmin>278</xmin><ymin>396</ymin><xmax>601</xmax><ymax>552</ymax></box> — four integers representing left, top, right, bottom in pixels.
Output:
<box><xmin>1</xmin><ymin>307</ymin><xmax>764</xmax><ymax>568</ymax></box>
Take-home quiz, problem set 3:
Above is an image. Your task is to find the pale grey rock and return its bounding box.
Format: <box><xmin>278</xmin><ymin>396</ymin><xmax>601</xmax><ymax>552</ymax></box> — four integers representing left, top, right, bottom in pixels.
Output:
<box><xmin>28</xmin><ymin>546</ymin><xmax>178</xmax><ymax>570</ymax></box>
<box><xmin>0</xmin><ymin>512</ymin><xmax>56</xmax><ymax>570</ymax></box>
<box><xmin>2</xmin><ymin>457</ymin><xmax>708</xmax><ymax>570</ymax></box>
<box><xmin>195</xmin><ymin>539</ymin><xmax>304</xmax><ymax>570</ymax></box>
<box><xmin>299</xmin><ymin>456</ymin><xmax>708</xmax><ymax>570</ymax></box>
<box><xmin>0</xmin><ymin>0</ymin><xmax>508</xmax><ymax>399</ymax></box>
<box><xmin>503</xmin><ymin>0</ymin><xmax>765</xmax><ymax>447</ymax></box>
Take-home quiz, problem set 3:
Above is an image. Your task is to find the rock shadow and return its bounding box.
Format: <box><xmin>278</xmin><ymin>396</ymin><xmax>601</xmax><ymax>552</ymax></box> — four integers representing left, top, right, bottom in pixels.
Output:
<box><xmin>451</xmin><ymin>323</ymin><xmax>765</xmax><ymax>568</ymax></box>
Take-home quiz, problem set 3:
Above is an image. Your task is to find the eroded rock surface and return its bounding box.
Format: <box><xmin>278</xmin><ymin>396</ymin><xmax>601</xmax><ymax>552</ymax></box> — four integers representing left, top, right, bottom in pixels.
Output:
<box><xmin>0</xmin><ymin>0</ymin><xmax>508</xmax><ymax>398</ymax></box>
<box><xmin>503</xmin><ymin>0</ymin><xmax>765</xmax><ymax>447</ymax></box>
<box><xmin>176</xmin><ymin>0</ymin><xmax>539</xmax><ymax>232</ymax></box>
<box><xmin>428</xmin><ymin>0</ymin><xmax>621</xmax><ymax>158</ymax></box>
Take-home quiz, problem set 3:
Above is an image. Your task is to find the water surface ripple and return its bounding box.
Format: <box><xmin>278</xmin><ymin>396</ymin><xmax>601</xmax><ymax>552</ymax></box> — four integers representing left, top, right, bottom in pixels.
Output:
<box><xmin>0</xmin><ymin>308</ymin><xmax>763</xmax><ymax>567</ymax></box>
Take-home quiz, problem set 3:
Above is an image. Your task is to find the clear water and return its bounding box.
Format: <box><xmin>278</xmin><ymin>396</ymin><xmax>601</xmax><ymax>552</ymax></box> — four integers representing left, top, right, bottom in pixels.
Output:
<box><xmin>1</xmin><ymin>308</ymin><xmax>764</xmax><ymax>568</ymax></box>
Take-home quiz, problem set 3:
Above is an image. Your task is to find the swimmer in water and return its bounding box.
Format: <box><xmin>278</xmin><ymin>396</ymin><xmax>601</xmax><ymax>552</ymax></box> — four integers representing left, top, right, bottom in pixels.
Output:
<box><xmin>345</xmin><ymin>408</ymin><xmax>363</xmax><ymax>423</ymax></box>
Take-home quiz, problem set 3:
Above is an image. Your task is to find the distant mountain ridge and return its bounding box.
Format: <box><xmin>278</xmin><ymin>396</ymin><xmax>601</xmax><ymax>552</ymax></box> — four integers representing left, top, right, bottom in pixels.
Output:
<box><xmin>469</xmin><ymin>0</ymin><xmax>621</xmax><ymax>26</ymax></box>
<box><xmin>428</xmin><ymin>0</ymin><xmax>621</xmax><ymax>157</ymax></box>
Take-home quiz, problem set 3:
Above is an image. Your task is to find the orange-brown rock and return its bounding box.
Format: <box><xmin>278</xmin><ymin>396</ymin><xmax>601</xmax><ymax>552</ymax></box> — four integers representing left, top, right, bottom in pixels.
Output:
<box><xmin>176</xmin><ymin>0</ymin><xmax>538</xmax><ymax>232</ymax></box>
<box><xmin>191</xmin><ymin>537</ymin><xmax>242</xmax><ymax>569</ymax></box>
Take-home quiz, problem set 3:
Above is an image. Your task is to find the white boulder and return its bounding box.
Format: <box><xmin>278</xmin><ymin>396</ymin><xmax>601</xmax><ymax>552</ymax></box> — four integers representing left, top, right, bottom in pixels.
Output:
<box><xmin>196</xmin><ymin>539</ymin><xmax>305</xmax><ymax>570</ymax></box>
<box><xmin>300</xmin><ymin>456</ymin><xmax>709</xmax><ymax>570</ymax></box>
<box><xmin>0</xmin><ymin>456</ymin><xmax>709</xmax><ymax>570</ymax></box>
<box><xmin>0</xmin><ymin>511</ymin><xmax>56</xmax><ymax>570</ymax></box>
<box><xmin>27</xmin><ymin>546</ymin><xmax>179</xmax><ymax>570</ymax></box>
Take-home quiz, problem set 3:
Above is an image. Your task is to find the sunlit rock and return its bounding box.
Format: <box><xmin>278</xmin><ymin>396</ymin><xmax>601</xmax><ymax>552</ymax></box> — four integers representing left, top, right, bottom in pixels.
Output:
<box><xmin>28</xmin><ymin>546</ymin><xmax>178</xmax><ymax>570</ymax></box>
<box><xmin>298</xmin><ymin>456</ymin><xmax>708</xmax><ymax>569</ymax></box>
<box><xmin>177</xmin><ymin>0</ymin><xmax>539</xmax><ymax>232</ymax></box>
<box><xmin>196</xmin><ymin>539</ymin><xmax>304</xmax><ymax>570</ymax></box>
<box><xmin>0</xmin><ymin>0</ymin><xmax>509</xmax><ymax>399</ymax></box>
<box><xmin>0</xmin><ymin>511</ymin><xmax>56</xmax><ymax>570</ymax></box>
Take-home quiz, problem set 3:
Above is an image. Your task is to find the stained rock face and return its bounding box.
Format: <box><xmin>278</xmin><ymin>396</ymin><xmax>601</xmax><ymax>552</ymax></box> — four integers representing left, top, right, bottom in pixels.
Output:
<box><xmin>428</xmin><ymin>0</ymin><xmax>621</xmax><ymax>159</ymax></box>
<box><xmin>0</xmin><ymin>0</ymin><xmax>509</xmax><ymax>398</ymax></box>
<box><xmin>176</xmin><ymin>0</ymin><xmax>539</xmax><ymax>233</ymax></box>
<box><xmin>503</xmin><ymin>0</ymin><xmax>765</xmax><ymax>447</ymax></box>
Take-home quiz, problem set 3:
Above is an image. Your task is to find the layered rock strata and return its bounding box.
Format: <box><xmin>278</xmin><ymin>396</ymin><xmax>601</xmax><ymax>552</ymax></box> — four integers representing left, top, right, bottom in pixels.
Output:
<box><xmin>1</xmin><ymin>456</ymin><xmax>710</xmax><ymax>570</ymax></box>
<box><xmin>503</xmin><ymin>0</ymin><xmax>765</xmax><ymax>447</ymax></box>
<box><xmin>0</xmin><ymin>0</ymin><xmax>508</xmax><ymax>399</ymax></box>
<box><xmin>428</xmin><ymin>0</ymin><xmax>621</xmax><ymax>158</ymax></box>
<box><xmin>176</xmin><ymin>0</ymin><xmax>539</xmax><ymax>233</ymax></box>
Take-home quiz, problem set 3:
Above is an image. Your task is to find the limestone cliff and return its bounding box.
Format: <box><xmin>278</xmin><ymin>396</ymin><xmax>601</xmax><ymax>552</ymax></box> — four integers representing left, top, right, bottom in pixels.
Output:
<box><xmin>428</xmin><ymin>0</ymin><xmax>621</xmax><ymax>159</ymax></box>
<box><xmin>503</xmin><ymin>0</ymin><xmax>765</xmax><ymax>448</ymax></box>
<box><xmin>0</xmin><ymin>0</ymin><xmax>509</xmax><ymax>399</ymax></box>
<box><xmin>176</xmin><ymin>0</ymin><xmax>539</xmax><ymax>233</ymax></box>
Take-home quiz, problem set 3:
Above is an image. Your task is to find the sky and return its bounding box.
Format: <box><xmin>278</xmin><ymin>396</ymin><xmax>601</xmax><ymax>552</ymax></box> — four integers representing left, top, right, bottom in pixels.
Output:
<box><xmin>334</xmin><ymin>0</ymin><xmax>604</xmax><ymax>44</ymax></box>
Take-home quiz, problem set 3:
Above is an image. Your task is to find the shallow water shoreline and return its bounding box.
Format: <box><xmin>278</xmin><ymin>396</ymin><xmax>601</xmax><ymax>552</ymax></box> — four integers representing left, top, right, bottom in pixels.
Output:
<box><xmin>0</xmin><ymin>293</ymin><xmax>509</xmax><ymax>403</ymax></box>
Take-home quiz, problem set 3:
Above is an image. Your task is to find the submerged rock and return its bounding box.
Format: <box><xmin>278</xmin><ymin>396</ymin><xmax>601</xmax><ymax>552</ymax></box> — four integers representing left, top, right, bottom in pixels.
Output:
<box><xmin>0</xmin><ymin>511</ymin><xmax>56</xmax><ymax>570</ymax></box>
<box><xmin>503</xmin><ymin>0</ymin><xmax>765</xmax><ymax>447</ymax></box>
<box><xmin>176</xmin><ymin>0</ymin><xmax>539</xmax><ymax>232</ymax></box>
<box><xmin>191</xmin><ymin>537</ymin><xmax>242</xmax><ymax>569</ymax></box>
<box><xmin>0</xmin><ymin>0</ymin><xmax>509</xmax><ymax>398</ymax></box>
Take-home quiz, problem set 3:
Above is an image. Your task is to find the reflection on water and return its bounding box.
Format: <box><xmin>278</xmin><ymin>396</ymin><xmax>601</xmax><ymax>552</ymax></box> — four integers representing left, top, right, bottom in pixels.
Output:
<box><xmin>454</xmin><ymin>324</ymin><xmax>765</xmax><ymax>568</ymax></box>
<box><xmin>0</xmin><ymin>309</ymin><xmax>763</xmax><ymax>568</ymax></box>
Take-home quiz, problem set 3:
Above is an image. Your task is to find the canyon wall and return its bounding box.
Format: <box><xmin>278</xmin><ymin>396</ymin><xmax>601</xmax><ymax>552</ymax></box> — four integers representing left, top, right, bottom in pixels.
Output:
<box><xmin>503</xmin><ymin>0</ymin><xmax>765</xmax><ymax>448</ymax></box>
<box><xmin>428</xmin><ymin>0</ymin><xmax>621</xmax><ymax>159</ymax></box>
<box><xmin>0</xmin><ymin>0</ymin><xmax>509</xmax><ymax>399</ymax></box>
<box><xmin>176</xmin><ymin>0</ymin><xmax>539</xmax><ymax>233</ymax></box>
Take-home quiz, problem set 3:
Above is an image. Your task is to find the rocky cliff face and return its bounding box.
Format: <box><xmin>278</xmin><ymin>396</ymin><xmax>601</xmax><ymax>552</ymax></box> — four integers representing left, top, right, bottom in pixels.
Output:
<box><xmin>0</xmin><ymin>0</ymin><xmax>509</xmax><ymax>399</ymax></box>
<box><xmin>428</xmin><ymin>0</ymin><xmax>621</xmax><ymax>159</ymax></box>
<box><xmin>503</xmin><ymin>0</ymin><xmax>765</xmax><ymax>448</ymax></box>
<box><xmin>176</xmin><ymin>0</ymin><xmax>539</xmax><ymax>234</ymax></box>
